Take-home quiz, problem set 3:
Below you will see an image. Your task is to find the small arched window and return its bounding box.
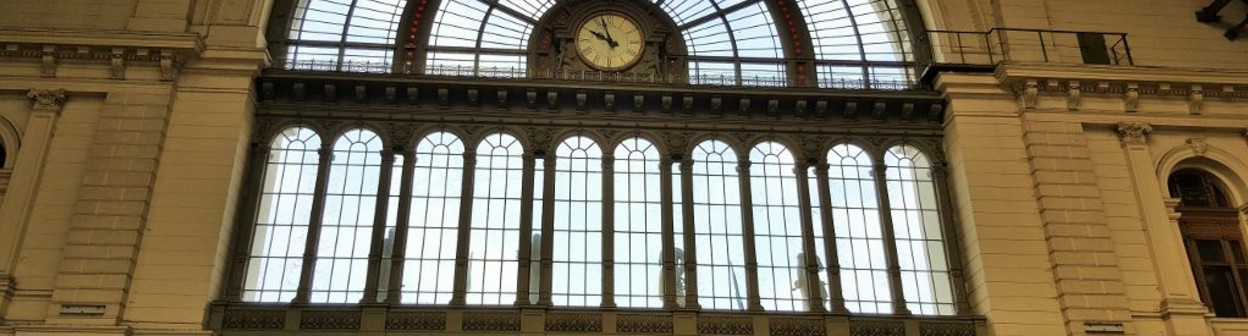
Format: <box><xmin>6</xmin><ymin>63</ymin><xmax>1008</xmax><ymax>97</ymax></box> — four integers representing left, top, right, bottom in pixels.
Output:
<box><xmin>749</xmin><ymin>142</ymin><xmax>806</xmax><ymax>311</ymax></box>
<box><xmin>884</xmin><ymin>145</ymin><xmax>955</xmax><ymax>315</ymax></box>
<box><xmin>311</xmin><ymin>128</ymin><xmax>385</xmax><ymax>303</ymax></box>
<box><xmin>467</xmin><ymin>133</ymin><xmax>525</xmax><ymax>305</ymax></box>
<box><xmin>614</xmin><ymin>137</ymin><xmax>664</xmax><ymax>308</ymax></box>
<box><xmin>1171</xmin><ymin>169</ymin><xmax>1247</xmax><ymax>318</ymax></box>
<box><xmin>243</xmin><ymin>127</ymin><xmax>323</xmax><ymax>303</ymax></box>
<box><xmin>692</xmin><ymin>139</ymin><xmax>747</xmax><ymax>310</ymax></box>
<box><xmin>552</xmin><ymin>136</ymin><xmax>604</xmax><ymax>306</ymax></box>
<box><xmin>826</xmin><ymin>143</ymin><xmax>890</xmax><ymax>313</ymax></box>
<box><xmin>402</xmin><ymin>132</ymin><xmax>465</xmax><ymax>304</ymax></box>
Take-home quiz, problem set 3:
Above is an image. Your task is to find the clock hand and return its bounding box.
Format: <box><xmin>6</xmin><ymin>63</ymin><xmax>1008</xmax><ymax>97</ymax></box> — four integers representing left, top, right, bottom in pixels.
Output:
<box><xmin>600</xmin><ymin>18</ymin><xmax>619</xmax><ymax>48</ymax></box>
<box><xmin>589</xmin><ymin>30</ymin><xmax>609</xmax><ymax>42</ymax></box>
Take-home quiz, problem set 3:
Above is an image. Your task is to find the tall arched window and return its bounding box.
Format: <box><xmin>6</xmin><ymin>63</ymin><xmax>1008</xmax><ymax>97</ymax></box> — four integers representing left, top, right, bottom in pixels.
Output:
<box><xmin>243</xmin><ymin>127</ymin><xmax>322</xmax><ymax>302</ymax></box>
<box><xmin>827</xmin><ymin>143</ymin><xmax>890</xmax><ymax>313</ymax></box>
<box><xmin>311</xmin><ymin>128</ymin><xmax>385</xmax><ymax>303</ymax></box>
<box><xmin>614</xmin><ymin>137</ymin><xmax>664</xmax><ymax>308</ymax></box>
<box><xmin>402</xmin><ymin>132</ymin><xmax>465</xmax><ymax>304</ymax></box>
<box><xmin>692</xmin><ymin>139</ymin><xmax>747</xmax><ymax>310</ymax></box>
<box><xmin>1171</xmin><ymin>169</ymin><xmax>1247</xmax><ymax>318</ymax></box>
<box><xmin>552</xmin><ymin>136</ymin><xmax>603</xmax><ymax>306</ymax></box>
<box><xmin>467</xmin><ymin>133</ymin><xmax>525</xmax><ymax>305</ymax></box>
<box><xmin>884</xmin><ymin>145</ymin><xmax>954</xmax><ymax>315</ymax></box>
<box><xmin>749</xmin><ymin>142</ymin><xmax>806</xmax><ymax>311</ymax></box>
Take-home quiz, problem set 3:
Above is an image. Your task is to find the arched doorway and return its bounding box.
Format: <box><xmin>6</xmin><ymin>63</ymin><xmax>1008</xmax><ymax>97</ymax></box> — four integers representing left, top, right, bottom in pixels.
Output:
<box><xmin>1171</xmin><ymin>169</ymin><xmax>1247</xmax><ymax>317</ymax></box>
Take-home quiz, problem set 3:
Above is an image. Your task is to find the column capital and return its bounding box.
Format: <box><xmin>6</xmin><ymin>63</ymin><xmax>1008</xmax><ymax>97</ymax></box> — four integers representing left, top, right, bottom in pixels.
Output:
<box><xmin>1116</xmin><ymin>122</ymin><xmax>1153</xmax><ymax>145</ymax></box>
<box><xmin>26</xmin><ymin>88</ymin><xmax>66</xmax><ymax>113</ymax></box>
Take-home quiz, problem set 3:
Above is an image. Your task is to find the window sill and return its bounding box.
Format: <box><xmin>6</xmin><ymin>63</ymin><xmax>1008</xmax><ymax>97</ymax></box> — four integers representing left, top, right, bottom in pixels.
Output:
<box><xmin>207</xmin><ymin>302</ymin><xmax>986</xmax><ymax>335</ymax></box>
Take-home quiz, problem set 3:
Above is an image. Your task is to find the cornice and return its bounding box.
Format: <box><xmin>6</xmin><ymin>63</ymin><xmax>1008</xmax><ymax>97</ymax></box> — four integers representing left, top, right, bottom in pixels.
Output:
<box><xmin>987</xmin><ymin>63</ymin><xmax>1248</xmax><ymax>115</ymax></box>
<box><xmin>0</xmin><ymin>28</ymin><xmax>205</xmax><ymax>80</ymax></box>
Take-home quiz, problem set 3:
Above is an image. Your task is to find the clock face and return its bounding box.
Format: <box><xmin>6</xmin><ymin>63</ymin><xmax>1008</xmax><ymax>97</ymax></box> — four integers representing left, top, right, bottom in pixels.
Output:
<box><xmin>575</xmin><ymin>12</ymin><xmax>645</xmax><ymax>72</ymax></box>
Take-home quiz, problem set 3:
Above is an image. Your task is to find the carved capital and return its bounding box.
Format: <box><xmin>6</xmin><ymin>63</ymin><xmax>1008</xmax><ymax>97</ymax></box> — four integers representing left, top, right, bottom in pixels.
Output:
<box><xmin>26</xmin><ymin>88</ymin><xmax>67</xmax><ymax>112</ymax></box>
<box><xmin>1115</xmin><ymin>122</ymin><xmax>1152</xmax><ymax>145</ymax></box>
<box><xmin>1020</xmin><ymin>79</ymin><xmax>1039</xmax><ymax>109</ymax></box>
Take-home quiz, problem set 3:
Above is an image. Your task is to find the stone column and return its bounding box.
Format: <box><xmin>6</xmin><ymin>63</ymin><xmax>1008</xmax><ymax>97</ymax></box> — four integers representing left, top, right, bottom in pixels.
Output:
<box><xmin>361</xmin><ymin>149</ymin><xmax>396</xmax><ymax>303</ymax></box>
<box><xmin>450</xmin><ymin>149</ymin><xmax>478</xmax><ymax>305</ymax></box>
<box><xmin>293</xmin><ymin>144</ymin><xmax>334</xmax><ymax>303</ymax></box>
<box><xmin>538</xmin><ymin>155</ymin><xmax>557</xmax><ymax>306</ymax></box>
<box><xmin>929</xmin><ymin>161</ymin><xmax>973</xmax><ymax>315</ymax></box>
<box><xmin>736</xmin><ymin>158</ymin><xmax>765</xmax><ymax>311</ymax></box>
<box><xmin>871</xmin><ymin>160</ymin><xmax>911</xmax><ymax>315</ymax></box>
<box><xmin>514</xmin><ymin>153</ymin><xmax>537</xmax><ymax>305</ymax></box>
<box><xmin>601</xmin><ymin>153</ymin><xmax>616</xmax><ymax>308</ymax></box>
<box><xmin>813</xmin><ymin>163</ymin><xmax>849</xmax><ymax>314</ymax></box>
<box><xmin>386</xmin><ymin>147</ymin><xmax>417</xmax><ymax>303</ymax></box>
<box><xmin>793</xmin><ymin>161</ymin><xmax>826</xmax><ymax>313</ymax></box>
<box><xmin>660</xmin><ymin>158</ymin><xmax>677</xmax><ymax>309</ymax></box>
<box><xmin>679</xmin><ymin>159</ymin><xmax>700</xmax><ymax>309</ymax></box>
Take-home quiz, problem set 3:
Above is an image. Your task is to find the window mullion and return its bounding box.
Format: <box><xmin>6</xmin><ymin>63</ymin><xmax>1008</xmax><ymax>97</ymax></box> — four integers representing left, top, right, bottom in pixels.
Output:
<box><xmin>930</xmin><ymin>160</ymin><xmax>972</xmax><ymax>314</ymax></box>
<box><xmin>680</xmin><ymin>159</ymin><xmax>702</xmax><ymax>309</ymax></box>
<box><xmin>871</xmin><ymin>160</ymin><xmax>911</xmax><ymax>315</ymax></box>
<box><xmin>293</xmin><ymin>143</ymin><xmax>336</xmax><ymax>304</ymax></box>
<box><xmin>736</xmin><ymin>158</ymin><xmax>765</xmax><ymax>311</ymax></box>
<box><xmin>514</xmin><ymin>153</ymin><xmax>537</xmax><ymax>305</ymax></box>
<box><xmin>225</xmin><ymin>142</ymin><xmax>273</xmax><ymax>301</ymax></box>
<box><xmin>660</xmin><ymin>157</ymin><xmax>678</xmax><ymax>309</ymax></box>
<box><xmin>813</xmin><ymin>163</ymin><xmax>849</xmax><ymax>313</ymax></box>
<box><xmin>450</xmin><ymin>149</ymin><xmax>479</xmax><ymax>305</ymax></box>
<box><xmin>601</xmin><ymin>153</ymin><xmax>617</xmax><ymax>308</ymax></box>
<box><xmin>385</xmin><ymin>148</ymin><xmax>418</xmax><ymax>303</ymax></box>
<box><xmin>793</xmin><ymin>161</ymin><xmax>825</xmax><ymax>312</ymax></box>
<box><xmin>538</xmin><ymin>155</ymin><xmax>558</xmax><ymax>306</ymax></box>
<box><xmin>361</xmin><ymin>148</ymin><xmax>397</xmax><ymax>303</ymax></box>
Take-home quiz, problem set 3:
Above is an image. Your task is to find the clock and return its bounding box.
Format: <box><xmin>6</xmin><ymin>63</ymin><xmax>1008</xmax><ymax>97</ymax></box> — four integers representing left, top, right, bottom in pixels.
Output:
<box><xmin>575</xmin><ymin>12</ymin><xmax>645</xmax><ymax>72</ymax></box>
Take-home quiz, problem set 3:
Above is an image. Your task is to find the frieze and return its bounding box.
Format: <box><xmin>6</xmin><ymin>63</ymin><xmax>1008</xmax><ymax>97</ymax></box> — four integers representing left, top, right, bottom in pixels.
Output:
<box><xmin>617</xmin><ymin>314</ymin><xmax>674</xmax><ymax>334</ymax></box>
<box><xmin>385</xmin><ymin>311</ymin><xmax>447</xmax><ymax>330</ymax></box>
<box><xmin>769</xmin><ymin>317</ymin><xmax>825</xmax><ymax>336</ymax></box>
<box><xmin>462</xmin><ymin>312</ymin><xmax>521</xmax><ymax>331</ymax></box>
<box><xmin>545</xmin><ymin>312</ymin><xmax>603</xmax><ymax>333</ymax></box>
<box><xmin>849</xmin><ymin>320</ymin><xmax>905</xmax><ymax>336</ymax></box>
<box><xmin>221</xmin><ymin>309</ymin><xmax>284</xmax><ymax>330</ymax></box>
<box><xmin>0</xmin><ymin>33</ymin><xmax>202</xmax><ymax>81</ymax></box>
<box><xmin>299</xmin><ymin>310</ymin><xmax>361</xmax><ymax>330</ymax></box>
<box><xmin>919</xmin><ymin>322</ymin><xmax>977</xmax><ymax>336</ymax></box>
<box><xmin>697</xmin><ymin>315</ymin><xmax>754</xmax><ymax>335</ymax></box>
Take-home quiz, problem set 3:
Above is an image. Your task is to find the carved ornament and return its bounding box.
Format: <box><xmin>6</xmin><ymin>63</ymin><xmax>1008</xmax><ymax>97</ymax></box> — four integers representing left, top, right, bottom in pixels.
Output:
<box><xmin>26</xmin><ymin>88</ymin><xmax>66</xmax><ymax>112</ymax></box>
<box><xmin>1115</xmin><ymin>122</ymin><xmax>1152</xmax><ymax>145</ymax></box>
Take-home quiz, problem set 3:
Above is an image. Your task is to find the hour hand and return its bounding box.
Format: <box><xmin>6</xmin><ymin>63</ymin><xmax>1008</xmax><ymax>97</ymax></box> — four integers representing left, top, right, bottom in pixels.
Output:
<box><xmin>589</xmin><ymin>30</ymin><xmax>609</xmax><ymax>41</ymax></box>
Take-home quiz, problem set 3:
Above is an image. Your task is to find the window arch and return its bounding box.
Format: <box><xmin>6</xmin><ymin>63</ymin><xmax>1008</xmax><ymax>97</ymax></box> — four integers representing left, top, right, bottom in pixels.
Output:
<box><xmin>692</xmin><ymin>139</ymin><xmax>747</xmax><ymax>310</ymax></box>
<box><xmin>467</xmin><ymin>133</ymin><xmax>525</xmax><ymax>305</ymax></box>
<box><xmin>311</xmin><ymin>128</ymin><xmax>385</xmax><ymax>303</ymax></box>
<box><xmin>552</xmin><ymin>136</ymin><xmax>604</xmax><ymax>306</ymax></box>
<box><xmin>401</xmin><ymin>132</ymin><xmax>465</xmax><ymax>304</ymax></box>
<box><xmin>614</xmin><ymin>137</ymin><xmax>664</xmax><ymax>308</ymax></box>
<box><xmin>1171</xmin><ymin>169</ymin><xmax>1248</xmax><ymax>318</ymax></box>
<box><xmin>884</xmin><ymin>145</ymin><xmax>954</xmax><ymax>315</ymax></box>
<box><xmin>243</xmin><ymin>127</ymin><xmax>323</xmax><ymax>302</ymax></box>
<box><xmin>826</xmin><ymin>143</ymin><xmax>889</xmax><ymax>313</ymax></box>
<box><xmin>749</xmin><ymin>141</ymin><xmax>806</xmax><ymax>311</ymax></box>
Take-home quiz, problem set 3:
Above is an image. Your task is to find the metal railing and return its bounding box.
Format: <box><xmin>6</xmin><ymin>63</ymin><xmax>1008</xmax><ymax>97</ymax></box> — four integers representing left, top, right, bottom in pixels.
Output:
<box><xmin>927</xmin><ymin>28</ymin><xmax>1133</xmax><ymax>66</ymax></box>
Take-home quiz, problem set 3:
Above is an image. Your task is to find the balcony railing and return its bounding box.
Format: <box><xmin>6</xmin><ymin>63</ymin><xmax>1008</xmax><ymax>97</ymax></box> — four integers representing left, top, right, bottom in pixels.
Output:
<box><xmin>927</xmin><ymin>28</ymin><xmax>1134</xmax><ymax>66</ymax></box>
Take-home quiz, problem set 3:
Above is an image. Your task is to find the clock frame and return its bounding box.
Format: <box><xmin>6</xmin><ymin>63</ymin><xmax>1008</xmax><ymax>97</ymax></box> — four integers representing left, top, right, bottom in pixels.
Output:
<box><xmin>574</xmin><ymin>11</ymin><xmax>646</xmax><ymax>72</ymax></box>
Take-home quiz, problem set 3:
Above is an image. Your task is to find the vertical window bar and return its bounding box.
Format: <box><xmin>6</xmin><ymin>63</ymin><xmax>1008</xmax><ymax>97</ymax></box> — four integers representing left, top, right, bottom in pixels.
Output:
<box><xmin>539</xmin><ymin>152</ymin><xmax>558</xmax><ymax>306</ymax></box>
<box><xmin>680</xmin><ymin>158</ymin><xmax>701</xmax><ymax>309</ymax></box>
<box><xmin>361</xmin><ymin>147</ymin><xmax>397</xmax><ymax>303</ymax></box>
<box><xmin>385</xmin><ymin>147</ymin><xmax>418</xmax><ymax>303</ymax></box>
<box><xmin>465</xmin><ymin>133</ymin><xmax>524</xmax><ymax>305</ymax></box>
<box><xmin>552</xmin><ymin>136</ymin><xmax>604</xmax><ymax>307</ymax></box>
<box><xmin>405</xmin><ymin>132</ymin><xmax>465</xmax><ymax>304</ymax></box>
<box><xmin>602</xmin><ymin>151</ymin><xmax>617</xmax><ymax>308</ymax></box>
<box><xmin>871</xmin><ymin>153</ymin><xmax>911</xmax><ymax>315</ymax></box>
<box><xmin>293</xmin><ymin>134</ymin><xmax>334</xmax><ymax>303</ymax></box>
<box><xmin>309</xmin><ymin>129</ymin><xmax>384</xmax><ymax>303</ymax></box>
<box><xmin>737</xmin><ymin>151</ymin><xmax>764</xmax><ymax>311</ymax></box>
<box><xmin>813</xmin><ymin>162</ymin><xmax>849</xmax><ymax>313</ymax></box>
<box><xmin>378</xmin><ymin>152</ymin><xmax>408</xmax><ymax>303</ymax></box>
<box><xmin>794</xmin><ymin>160</ymin><xmax>826</xmax><ymax>312</ymax></box>
<box><xmin>660</xmin><ymin>156</ymin><xmax>679</xmax><ymax>309</ymax></box>
<box><xmin>515</xmin><ymin>152</ymin><xmax>537</xmax><ymax>305</ymax></box>
<box><xmin>242</xmin><ymin>127</ymin><xmax>322</xmax><ymax>303</ymax></box>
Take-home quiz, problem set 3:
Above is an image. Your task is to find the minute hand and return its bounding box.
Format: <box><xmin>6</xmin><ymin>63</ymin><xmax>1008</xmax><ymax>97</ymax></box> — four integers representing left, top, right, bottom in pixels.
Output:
<box><xmin>599</xmin><ymin>18</ymin><xmax>619</xmax><ymax>48</ymax></box>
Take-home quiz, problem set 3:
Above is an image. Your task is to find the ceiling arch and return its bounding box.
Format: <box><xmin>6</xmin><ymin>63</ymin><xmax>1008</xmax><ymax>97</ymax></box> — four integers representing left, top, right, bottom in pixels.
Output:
<box><xmin>272</xmin><ymin>0</ymin><xmax>919</xmax><ymax>88</ymax></box>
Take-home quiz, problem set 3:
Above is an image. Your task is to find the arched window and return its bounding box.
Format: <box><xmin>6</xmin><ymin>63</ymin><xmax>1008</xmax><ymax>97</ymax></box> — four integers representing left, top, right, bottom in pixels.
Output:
<box><xmin>402</xmin><ymin>132</ymin><xmax>465</xmax><ymax>304</ymax></box>
<box><xmin>467</xmin><ymin>133</ymin><xmax>524</xmax><ymax>305</ymax></box>
<box><xmin>826</xmin><ymin>143</ymin><xmax>890</xmax><ymax>313</ymax></box>
<box><xmin>692</xmin><ymin>139</ymin><xmax>747</xmax><ymax>310</ymax></box>
<box><xmin>243</xmin><ymin>127</ymin><xmax>322</xmax><ymax>302</ymax></box>
<box><xmin>614</xmin><ymin>137</ymin><xmax>664</xmax><ymax>308</ymax></box>
<box><xmin>424</xmin><ymin>0</ymin><xmax>532</xmax><ymax>76</ymax></box>
<box><xmin>552</xmin><ymin>136</ymin><xmax>604</xmax><ymax>306</ymax></box>
<box><xmin>311</xmin><ymin>128</ymin><xmax>385</xmax><ymax>303</ymax></box>
<box><xmin>884</xmin><ymin>145</ymin><xmax>954</xmax><ymax>315</ymax></box>
<box><xmin>1171</xmin><ymin>169</ymin><xmax>1247</xmax><ymax>318</ymax></box>
<box><xmin>283</xmin><ymin>0</ymin><xmax>408</xmax><ymax>72</ymax></box>
<box><xmin>795</xmin><ymin>0</ymin><xmax>914</xmax><ymax>88</ymax></box>
<box><xmin>749</xmin><ymin>142</ymin><xmax>806</xmax><ymax>311</ymax></box>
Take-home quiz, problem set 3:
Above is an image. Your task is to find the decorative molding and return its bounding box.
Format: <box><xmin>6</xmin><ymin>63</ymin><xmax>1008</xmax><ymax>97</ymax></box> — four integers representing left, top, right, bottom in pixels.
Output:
<box><xmin>617</xmin><ymin>314</ymin><xmax>673</xmax><ymax>334</ymax></box>
<box><xmin>1184</xmin><ymin>137</ymin><xmax>1209</xmax><ymax>157</ymax></box>
<box><xmin>1189</xmin><ymin>84</ymin><xmax>1204</xmax><ymax>115</ymax></box>
<box><xmin>697</xmin><ymin>315</ymin><xmax>753</xmax><ymax>335</ymax></box>
<box><xmin>919</xmin><ymin>322</ymin><xmax>976</xmax><ymax>336</ymax></box>
<box><xmin>221</xmin><ymin>309</ymin><xmax>284</xmax><ymax>330</ymax></box>
<box><xmin>0</xmin><ymin>30</ymin><xmax>202</xmax><ymax>81</ymax></box>
<box><xmin>849</xmin><ymin>320</ymin><xmax>905</xmax><ymax>336</ymax></box>
<box><xmin>770</xmin><ymin>318</ymin><xmax>825</xmax><ymax>336</ymax></box>
<box><xmin>545</xmin><ymin>312</ymin><xmax>603</xmax><ymax>332</ymax></box>
<box><xmin>1020</xmin><ymin>79</ymin><xmax>1038</xmax><ymax>109</ymax></box>
<box><xmin>1124</xmin><ymin>83</ymin><xmax>1139</xmax><ymax>112</ymax></box>
<box><xmin>26</xmin><ymin>88</ymin><xmax>66</xmax><ymax>112</ymax></box>
<box><xmin>1066</xmin><ymin>81</ymin><xmax>1081</xmax><ymax>110</ymax></box>
<box><xmin>1115</xmin><ymin>122</ymin><xmax>1152</xmax><ymax>145</ymax></box>
<box><xmin>462</xmin><ymin>312</ymin><xmax>521</xmax><ymax>331</ymax></box>
<box><xmin>385</xmin><ymin>311</ymin><xmax>446</xmax><ymax>330</ymax></box>
<box><xmin>299</xmin><ymin>310</ymin><xmax>361</xmax><ymax>330</ymax></box>
<box><xmin>995</xmin><ymin>64</ymin><xmax>1248</xmax><ymax>114</ymax></box>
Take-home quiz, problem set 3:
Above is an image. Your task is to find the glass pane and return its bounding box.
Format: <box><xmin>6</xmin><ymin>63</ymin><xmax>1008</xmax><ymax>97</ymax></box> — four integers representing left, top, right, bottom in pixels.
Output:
<box><xmin>552</xmin><ymin>136</ymin><xmax>604</xmax><ymax>307</ymax></box>
<box><xmin>242</xmin><ymin>127</ymin><xmax>322</xmax><ymax>303</ymax></box>
<box><xmin>401</xmin><ymin>132</ymin><xmax>465</xmax><ymax>304</ymax></box>
<box><xmin>749</xmin><ymin>142</ymin><xmax>807</xmax><ymax>312</ymax></box>
<box><xmin>614</xmin><ymin>138</ymin><xmax>665</xmax><ymax>308</ymax></box>
<box><xmin>311</xmin><ymin>128</ymin><xmax>385</xmax><ymax>303</ymax></box>
<box><xmin>1205</xmin><ymin>266</ymin><xmax>1244</xmax><ymax>317</ymax></box>
<box><xmin>466</xmin><ymin>133</ymin><xmax>525</xmax><ymax>305</ymax></box>
<box><xmin>827</xmin><ymin>144</ymin><xmax>890</xmax><ymax>313</ymax></box>
<box><xmin>1198</xmin><ymin>240</ymin><xmax>1225</xmax><ymax>263</ymax></box>
<box><xmin>885</xmin><ymin>145</ymin><xmax>955</xmax><ymax>316</ymax></box>
<box><xmin>1233</xmin><ymin>241</ymin><xmax>1246</xmax><ymax>263</ymax></box>
<box><xmin>692</xmin><ymin>140</ymin><xmax>747</xmax><ymax>310</ymax></box>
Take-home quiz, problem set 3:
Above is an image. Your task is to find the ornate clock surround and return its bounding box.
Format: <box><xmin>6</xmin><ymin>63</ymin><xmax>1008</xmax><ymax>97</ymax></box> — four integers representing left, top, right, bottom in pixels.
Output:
<box><xmin>528</xmin><ymin>0</ymin><xmax>689</xmax><ymax>76</ymax></box>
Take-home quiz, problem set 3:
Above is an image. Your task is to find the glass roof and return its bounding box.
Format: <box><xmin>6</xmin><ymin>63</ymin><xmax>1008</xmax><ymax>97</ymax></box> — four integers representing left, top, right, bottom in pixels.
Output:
<box><xmin>278</xmin><ymin>0</ymin><xmax>916</xmax><ymax>88</ymax></box>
